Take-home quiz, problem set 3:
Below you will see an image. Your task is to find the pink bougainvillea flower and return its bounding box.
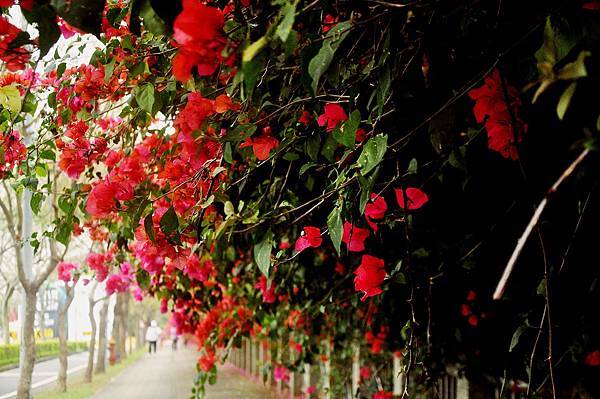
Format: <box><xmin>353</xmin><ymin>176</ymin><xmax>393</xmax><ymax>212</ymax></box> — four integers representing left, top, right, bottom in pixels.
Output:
<box><xmin>364</xmin><ymin>193</ymin><xmax>387</xmax><ymax>231</ymax></box>
<box><xmin>239</xmin><ymin>135</ymin><xmax>279</xmax><ymax>161</ymax></box>
<box><xmin>342</xmin><ymin>221</ymin><xmax>370</xmax><ymax>252</ymax></box>
<box><xmin>585</xmin><ymin>350</ymin><xmax>600</xmax><ymax>366</ymax></box>
<box><xmin>354</xmin><ymin>255</ymin><xmax>386</xmax><ymax>301</ymax></box>
<box><xmin>294</xmin><ymin>226</ymin><xmax>322</xmax><ymax>252</ymax></box>
<box><xmin>57</xmin><ymin>262</ymin><xmax>78</xmax><ymax>283</ymax></box>
<box><xmin>394</xmin><ymin>187</ymin><xmax>429</xmax><ymax>210</ymax></box>
<box><xmin>274</xmin><ymin>365</ymin><xmax>290</xmax><ymax>382</ymax></box>
<box><xmin>317</xmin><ymin>103</ymin><xmax>348</xmax><ymax>131</ymax></box>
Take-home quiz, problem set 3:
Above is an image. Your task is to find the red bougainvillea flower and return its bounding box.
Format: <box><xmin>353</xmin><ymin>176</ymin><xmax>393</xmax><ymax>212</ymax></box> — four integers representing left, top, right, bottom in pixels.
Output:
<box><xmin>0</xmin><ymin>17</ymin><xmax>30</xmax><ymax>71</ymax></box>
<box><xmin>255</xmin><ymin>275</ymin><xmax>276</xmax><ymax>303</ymax></box>
<box><xmin>214</xmin><ymin>94</ymin><xmax>240</xmax><ymax>113</ymax></box>
<box><xmin>198</xmin><ymin>350</ymin><xmax>216</xmax><ymax>372</ymax></box>
<box><xmin>364</xmin><ymin>193</ymin><xmax>387</xmax><ymax>231</ymax></box>
<box><xmin>294</xmin><ymin>226</ymin><xmax>322</xmax><ymax>252</ymax></box>
<box><xmin>372</xmin><ymin>391</ymin><xmax>393</xmax><ymax>399</ymax></box>
<box><xmin>322</xmin><ymin>14</ymin><xmax>339</xmax><ymax>33</ymax></box>
<box><xmin>360</xmin><ymin>366</ymin><xmax>371</xmax><ymax>380</ymax></box>
<box><xmin>585</xmin><ymin>350</ymin><xmax>600</xmax><ymax>366</ymax></box>
<box><xmin>317</xmin><ymin>103</ymin><xmax>348</xmax><ymax>131</ymax></box>
<box><xmin>354</xmin><ymin>255</ymin><xmax>386</xmax><ymax>301</ymax></box>
<box><xmin>0</xmin><ymin>130</ymin><xmax>26</xmax><ymax>177</ymax></box>
<box><xmin>86</xmin><ymin>180</ymin><xmax>133</xmax><ymax>218</ymax></box>
<box><xmin>583</xmin><ymin>2</ymin><xmax>600</xmax><ymax>10</ymax></box>
<box><xmin>172</xmin><ymin>0</ymin><xmax>225</xmax><ymax>81</ymax></box>
<box><xmin>239</xmin><ymin>135</ymin><xmax>279</xmax><ymax>161</ymax></box>
<box><xmin>86</xmin><ymin>252</ymin><xmax>110</xmax><ymax>282</ymax></box>
<box><xmin>342</xmin><ymin>221</ymin><xmax>370</xmax><ymax>252</ymax></box>
<box><xmin>57</xmin><ymin>262</ymin><xmax>78</xmax><ymax>283</ymax></box>
<box><xmin>468</xmin><ymin>315</ymin><xmax>479</xmax><ymax>327</ymax></box>
<box><xmin>298</xmin><ymin>110</ymin><xmax>312</xmax><ymax>125</ymax></box>
<box><xmin>394</xmin><ymin>187</ymin><xmax>429</xmax><ymax>210</ymax></box>
<box><xmin>468</xmin><ymin>69</ymin><xmax>526</xmax><ymax>160</ymax></box>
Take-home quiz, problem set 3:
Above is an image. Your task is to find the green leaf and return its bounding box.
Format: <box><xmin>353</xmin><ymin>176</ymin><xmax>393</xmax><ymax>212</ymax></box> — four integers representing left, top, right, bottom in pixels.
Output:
<box><xmin>356</xmin><ymin>134</ymin><xmax>388</xmax><ymax>175</ymax></box>
<box><xmin>509</xmin><ymin>325</ymin><xmax>527</xmax><ymax>352</ymax></box>
<box><xmin>21</xmin><ymin>4</ymin><xmax>60</xmax><ymax>56</ymax></box>
<box><xmin>159</xmin><ymin>206</ymin><xmax>179</xmax><ymax>236</ymax></box>
<box><xmin>557</xmin><ymin>82</ymin><xmax>576</xmax><ymax>120</ymax></box>
<box><xmin>327</xmin><ymin>204</ymin><xmax>343</xmax><ymax>255</ymax></box>
<box><xmin>30</xmin><ymin>192</ymin><xmax>44</xmax><ymax>215</ymax></box>
<box><xmin>144</xmin><ymin>213</ymin><xmax>155</xmax><ymax>243</ymax></box>
<box><xmin>254</xmin><ymin>233</ymin><xmax>273</xmax><ymax>277</ymax></box>
<box><xmin>307</xmin><ymin>21</ymin><xmax>351</xmax><ymax>94</ymax></box>
<box><xmin>134</xmin><ymin>83</ymin><xmax>155</xmax><ymax>114</ymax></box>
<box><xmin>557</xmin><ymin>51</ymin><xmax>590</xmax><ymax>80</ymax></box>
<box><xmin>341</xmin><ymin>110</ymin><xmax>360</xmax><ymax>148</ymax></box>
<box><xmin>358</xmin><ymin>167</ymin><xmax>379</xmax><ymax>214</ymax></box>
<box><xmin>140</xmin><ymin>0</ymin><xmax>167</xmax><ymax>35</ymax></box>
<box><xmin>0</xmin><ymin>85</ymin><xmax>22</xmax><ymax>114</ymax></box>
<box><xmin>275</xmin><ymin>1</ymin><xmax>297</xmax><ymax>43</ymax></box>
<box><xmin>51</xmin><ymin>0</ymin><xmax>105</xmax><ymax>36</ymax></box>
<box><xmin>243</xmin><ymin>36</ymin><xmax>268</xmax><ymax>63</ymax></box>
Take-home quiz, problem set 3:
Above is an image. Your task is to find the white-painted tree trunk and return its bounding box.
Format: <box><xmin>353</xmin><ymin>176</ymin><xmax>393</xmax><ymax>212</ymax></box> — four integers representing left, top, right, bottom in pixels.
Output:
<box><xmin>351</xmin><ymin>342</ymin><xmax>360</xmax><ymax>398</ymax></box>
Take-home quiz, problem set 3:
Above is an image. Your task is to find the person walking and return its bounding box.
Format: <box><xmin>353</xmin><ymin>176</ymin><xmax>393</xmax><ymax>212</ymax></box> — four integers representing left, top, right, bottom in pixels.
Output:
<box><xmin>145</xmin><ymin>320</ymin><xmax>161</xmax><ymax>354</ymax></box>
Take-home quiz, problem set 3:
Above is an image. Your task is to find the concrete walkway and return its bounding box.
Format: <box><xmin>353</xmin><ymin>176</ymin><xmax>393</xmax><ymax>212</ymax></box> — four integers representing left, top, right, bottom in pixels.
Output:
<box><xmin>92</xmin><ymin>345</ymin><xmax>277</xmax><ymax>399</ymax></box>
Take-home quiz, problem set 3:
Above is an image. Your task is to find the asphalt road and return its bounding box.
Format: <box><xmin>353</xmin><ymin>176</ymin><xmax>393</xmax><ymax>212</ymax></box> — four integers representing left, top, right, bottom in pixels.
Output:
<box><xmin>0</xmin><ymin>352</ymin><xmax>88</xmax><ymax>399</ymax></box>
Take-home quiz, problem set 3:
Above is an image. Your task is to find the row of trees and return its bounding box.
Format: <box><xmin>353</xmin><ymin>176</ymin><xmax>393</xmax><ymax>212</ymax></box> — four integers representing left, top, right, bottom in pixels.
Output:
<box><xmin>1</xmin><ymin>0</ymin><xmax>599</xmax><ymax>398</ymax></box>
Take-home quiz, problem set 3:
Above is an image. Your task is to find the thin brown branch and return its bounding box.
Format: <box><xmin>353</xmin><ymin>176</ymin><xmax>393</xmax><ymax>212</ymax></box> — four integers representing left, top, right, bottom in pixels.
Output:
<box><xmin>493</xmin><ymin>148</ymin><xmax>591</xmax><ymax>300</ymax></box>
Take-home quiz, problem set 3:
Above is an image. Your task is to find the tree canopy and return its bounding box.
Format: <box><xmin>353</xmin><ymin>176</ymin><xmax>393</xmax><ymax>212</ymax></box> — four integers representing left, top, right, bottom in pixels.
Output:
<box><xmin>1</xmin><ymin>0</ymin><xmax>599</xmax><ymax>397</ymax></box>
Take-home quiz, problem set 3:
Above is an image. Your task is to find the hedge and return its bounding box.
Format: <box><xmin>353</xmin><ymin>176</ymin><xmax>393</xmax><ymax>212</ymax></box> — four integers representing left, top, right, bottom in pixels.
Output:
<box><xmin>0</xmin><ymin>340</ymin><xmax>88</xmax><ymax>368</ymax></box>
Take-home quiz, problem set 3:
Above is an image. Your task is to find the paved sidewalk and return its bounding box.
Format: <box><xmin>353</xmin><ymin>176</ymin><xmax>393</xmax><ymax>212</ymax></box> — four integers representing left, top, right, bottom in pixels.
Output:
<box><xmin>92</xmin><ymin>345</ymin><xmax>277</xmax><ymax>399</ymax></box>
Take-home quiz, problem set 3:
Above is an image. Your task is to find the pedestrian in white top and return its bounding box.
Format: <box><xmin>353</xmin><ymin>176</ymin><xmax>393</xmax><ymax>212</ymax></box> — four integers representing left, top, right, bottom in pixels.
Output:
<box><xmin>145</xmin><ymin>320</ymin><xmax>161</xmax><ymax>354</ymax></box>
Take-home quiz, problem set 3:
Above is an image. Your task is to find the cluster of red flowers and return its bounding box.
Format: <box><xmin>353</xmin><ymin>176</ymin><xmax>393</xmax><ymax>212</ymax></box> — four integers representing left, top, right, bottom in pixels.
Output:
<box><xmin>0</xmin><ymin>15</ymin><xmax>30</xmax><ymax>71</ymax></box>
<box><xmin>468</xmin><ymin>69</ymin><xmax>527</xmax><ymax>160</ymax></box>
<box><xmin>0</xmin><ymin>130</ymin><xmax>26</xmax><ymax>177</ymax></box>
<box><xmin>365</xmin><ymin>325</ymin><xmax>389</xmax><ymax>354</ymax></box>
<box><xmin>172</xmin><ymin>0</ymin><xmax>233</xmax><ymax>82</ymax></box>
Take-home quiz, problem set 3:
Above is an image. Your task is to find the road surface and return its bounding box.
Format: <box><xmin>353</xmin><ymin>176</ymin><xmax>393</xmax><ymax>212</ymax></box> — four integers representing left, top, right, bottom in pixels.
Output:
<box><xmin>0</xmin><ymin>352</ymin><xmax>88</xmax><ymax>399</ymax></box>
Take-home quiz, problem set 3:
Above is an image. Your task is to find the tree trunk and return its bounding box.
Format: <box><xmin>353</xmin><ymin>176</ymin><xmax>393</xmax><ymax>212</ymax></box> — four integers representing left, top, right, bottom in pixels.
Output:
<box><xmin>57</xmin><ymin>284</ymin><xmax>75</xmax><ymax>392</ymax></box>
<box><xmin>2</xmin><ymin>285</ymin><xmax>14</xmax><ymax>345</ymax></box>
<box><xmin>111</xmin><ymin>293</ymin><xmax>129</xmax><ymax>362</ymax></box>
<box><xmin>16</xmin><ymin>290</ymin><xmax>37</xmax><ymax>399</ymax></box>
<box><xmin>120</xmin><ymin>293</ymin><xmax>129</xmax><ymax>357</ymax></box>
<box><xmin>95</xmin><ymin>297</ymin><xmax>109</xmax><ymax>374</ymax></box>
<box><xmin>84</xmin><ymin>288</ymin><xmax>98</xmax><ymax>383</ymax></box>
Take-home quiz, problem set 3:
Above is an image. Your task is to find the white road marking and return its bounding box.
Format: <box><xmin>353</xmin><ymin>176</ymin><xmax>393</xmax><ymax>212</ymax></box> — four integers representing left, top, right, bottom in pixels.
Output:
<box><xmin>0</xmin><ymin>363</ymin><xmax>87</xmax><ymax>399</ymax></box>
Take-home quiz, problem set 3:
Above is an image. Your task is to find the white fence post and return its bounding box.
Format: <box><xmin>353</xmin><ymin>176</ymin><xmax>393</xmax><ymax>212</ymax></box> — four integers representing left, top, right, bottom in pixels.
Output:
<box><xmin>393</xmin><ymin>351</ymin><xmax>405</xmax><ymax>396</ymax></box>
<box><xmin>351</xmin><ymin>342</ymin><xmax>360</xmax><ymax>398</ymax></box>
<box><xmin>303</xmin><ymin>363</ymin><xmax>312</xmax><ymax>397</ymax></box>
<box><xmin>289</xmin><ymin>346</ymin><xmax>296</xmax><ymax>398</ymax></box>
<box><xmin>322</xmin><ymin>339</ymin><xmax>331</xmax><ymax>399</ymax></box>
<box><xmin>457</xmin><ymin>376</ymin><xmax>469</xmax><ymax>399</ymax></box>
